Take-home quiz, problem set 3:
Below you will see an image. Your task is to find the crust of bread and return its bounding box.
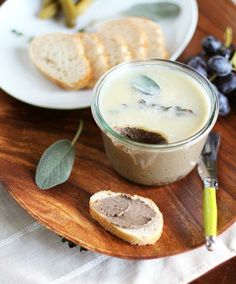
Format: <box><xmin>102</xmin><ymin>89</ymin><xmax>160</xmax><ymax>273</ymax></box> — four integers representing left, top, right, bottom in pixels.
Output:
<box><xmin>32</xmin><ymin>63</ymin><xmax>91</xmax><ymax>90</ymax></box>
<box><xmin>89</xmin><ymin>190</ymin><xmax>163</xmax><ymax>245</ymax></box>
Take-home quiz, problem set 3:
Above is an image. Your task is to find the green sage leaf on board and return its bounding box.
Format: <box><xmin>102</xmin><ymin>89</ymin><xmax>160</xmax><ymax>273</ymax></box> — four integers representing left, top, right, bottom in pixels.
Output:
<box><xmin>35</xmin><ymin>120</ymin><xmax>83</xmax><ymax>190</ymax></box>
<box><xmin>121</xmin><ymin>2</ymin><xmax>181</xmax><ymax>21</ymax></box>
<box><xmin>131</xmin><ymin>75</ymin><xmax>160</xmax><ymax>96</ymax></box>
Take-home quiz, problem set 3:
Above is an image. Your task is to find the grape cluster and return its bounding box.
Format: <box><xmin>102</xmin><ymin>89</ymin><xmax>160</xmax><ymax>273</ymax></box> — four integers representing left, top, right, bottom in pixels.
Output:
<box><xmin>185</xmin><ymin>32</ymin><xmax>236</xmax><ymax>116</ymax></box>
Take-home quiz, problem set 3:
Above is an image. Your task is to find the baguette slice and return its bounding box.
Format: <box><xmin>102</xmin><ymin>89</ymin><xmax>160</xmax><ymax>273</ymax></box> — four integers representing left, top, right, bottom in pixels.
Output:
<box><xmin>89</xmin><ymin>190</ymin><xmax>163</xmax><ymax>245</ymax></box>
<box><xmin>129</xmin><ymin>17</ymin><xmax>169</xmax><ymax>59</ymax></box>
<box><xmin>29</xmin><ymin>33</ymin><xmax>92</xmax><ymax>90</ymax></box>
<box><xmin>97</xmin><ymin>18</ymin><xmax>147</xmax><ymax>59</ymax></box>
<box><xmin>97</xmin><ymin>33</ymin><xmax>133</xmax><ymax>68</ymax></box>
<box><xmin>78</xmin><ymin>33</ymin><xmax>109</xmax><ymax>88</ymax></box>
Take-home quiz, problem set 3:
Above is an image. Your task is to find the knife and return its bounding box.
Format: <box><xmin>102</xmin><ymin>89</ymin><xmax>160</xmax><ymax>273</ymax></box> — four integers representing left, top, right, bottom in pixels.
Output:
<box><xmin>197</xmin><ymin>132</ymin><xmax>221</xmax><ymax>251</ymax></box>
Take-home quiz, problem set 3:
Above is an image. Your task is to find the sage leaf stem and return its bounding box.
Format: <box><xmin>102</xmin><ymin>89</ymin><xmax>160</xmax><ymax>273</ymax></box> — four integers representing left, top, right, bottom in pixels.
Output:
<box><xmin>71</xmin><ymin>120</ymin><xmax>84</xmax><ymax>146</ymax></box>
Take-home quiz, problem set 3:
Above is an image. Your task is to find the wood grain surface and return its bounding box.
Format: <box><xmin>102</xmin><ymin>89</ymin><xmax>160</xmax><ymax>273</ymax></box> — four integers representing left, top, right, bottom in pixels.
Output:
<box><xmin>0</xmin><ymin>0</ymin><xmax>236</xmax><ymax>263</ymax></box>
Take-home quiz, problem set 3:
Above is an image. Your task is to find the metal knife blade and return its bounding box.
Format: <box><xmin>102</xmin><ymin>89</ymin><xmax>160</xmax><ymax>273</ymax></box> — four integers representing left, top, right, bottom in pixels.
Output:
<box><xmin>197</xmin><ymin>132</ymin><xmax>221</xmax><ymax>251</ymax></box>
<box><xmin>197</xmin><ymin>133</ymin><xmax>220</xmax><ymax>183</ymax></box>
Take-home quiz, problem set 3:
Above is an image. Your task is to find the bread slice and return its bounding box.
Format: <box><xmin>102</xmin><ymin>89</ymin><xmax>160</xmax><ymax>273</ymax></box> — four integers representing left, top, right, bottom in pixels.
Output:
<box><xmin>129</xmin><ymin>17</ymin><xmax>169</xmax><ymax>59</ymax></box>
<box><xmin>97</xmin><ymin>32</ymin><xmax>133</xmax><ymax>69</ymax></box>
<box><xmin>29</xmin><ymin>33</ymin><xmax>92</xmax><ymax>90</ymax></box>
<box><xmin>78</xmin><ymin>33</ymin><xmax>109</xmax><ymax>88</ymax></box>
<box><xmin>89</xmin><ymin>190</ymin><xmax>163</xmax><ymax>245</ymax></box>
<box><xmin>97</xmin><ymin>18</ymin><xmax>147</xmax><ymax>59</ymax></box>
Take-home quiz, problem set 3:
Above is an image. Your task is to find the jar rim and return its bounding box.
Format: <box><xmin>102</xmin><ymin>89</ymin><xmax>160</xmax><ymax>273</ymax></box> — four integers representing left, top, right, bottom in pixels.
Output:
<box><xmin>91</xmin><ymin>59</ymin><xmax>219</xmax><ymax>150</ymax></box>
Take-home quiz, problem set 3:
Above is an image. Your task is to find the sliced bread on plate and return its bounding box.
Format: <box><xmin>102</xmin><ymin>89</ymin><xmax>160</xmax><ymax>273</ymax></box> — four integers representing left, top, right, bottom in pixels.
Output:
<box><xmin>29</xmin><ymin>33</ymin><xmax>92</xmax><ymax>90</ymax></box>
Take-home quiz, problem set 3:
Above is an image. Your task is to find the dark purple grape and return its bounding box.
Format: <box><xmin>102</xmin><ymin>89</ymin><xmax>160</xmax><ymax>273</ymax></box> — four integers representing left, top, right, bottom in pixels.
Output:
<box><xmin>202</xmin><ymin>36</ymin><xmax>222</xmax><ymax>54</ymax></box>
<box><xmin>207</xmin><ymin>55</ymin><xmax>232</xmax><ymax>77</ymax></box>
<box><xmin>215</xmin><ymin>73</ymin><xmax>236</xmax><ymax>95</ymax></box>
<box><xmin>219</xmin><ymin>47</ymin><xmax>233</xmax><ymax>60</ymax></box>
<box><xmin>185</xmin><ymin>56</ymin><xmax>207</xmax><ymax>77</ymax></box>
<box><xmin>218</xmin><ymin>92</ymin><xmax>231</xmax><ymax>116</ymax></box>
<box><xmin>211</xmin><ymin>83</ymin><xmax>231</xmax><ymax>116</ymax></box>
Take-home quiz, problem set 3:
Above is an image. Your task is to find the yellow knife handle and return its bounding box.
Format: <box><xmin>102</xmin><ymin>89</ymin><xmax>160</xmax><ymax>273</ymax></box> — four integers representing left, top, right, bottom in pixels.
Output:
<box><xmin>203</xmin><ymin>184</ymin><xmax>217</xmax><ymax>251</ymax></box>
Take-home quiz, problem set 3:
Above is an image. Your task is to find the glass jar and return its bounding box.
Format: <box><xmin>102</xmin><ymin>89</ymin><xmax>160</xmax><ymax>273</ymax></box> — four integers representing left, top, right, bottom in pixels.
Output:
<box><xmin>91</xmin><ymin>60</ymin><xmax>219</xmax><ymax>186</ymax></box>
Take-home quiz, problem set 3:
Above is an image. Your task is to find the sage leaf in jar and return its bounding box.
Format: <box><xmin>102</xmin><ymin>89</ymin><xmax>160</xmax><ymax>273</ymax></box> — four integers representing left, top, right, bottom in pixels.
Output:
<box><xmin>35</xmin><ymin>120</ymin><xmax>83</xmax><ymax>190</ymax></box>
<box><xmin>131</xmin><ymin>75</ymin><xmax>161</xmax><ymax>96</ymax></box>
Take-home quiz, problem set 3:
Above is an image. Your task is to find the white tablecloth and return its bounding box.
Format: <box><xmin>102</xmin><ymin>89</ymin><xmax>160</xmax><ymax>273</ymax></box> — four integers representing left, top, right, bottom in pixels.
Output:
<box><xmin>0</xmin><ymin>184</ymin><xmax>235</xmax><ymax>284</ymax></box>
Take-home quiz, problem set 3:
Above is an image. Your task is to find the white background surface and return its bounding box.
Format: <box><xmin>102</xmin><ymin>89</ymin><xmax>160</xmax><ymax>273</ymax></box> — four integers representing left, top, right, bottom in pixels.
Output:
<box><xmin>0</xmin><ymin>0</ymin><xmax>198</xmax><ymax>109</ymax></box>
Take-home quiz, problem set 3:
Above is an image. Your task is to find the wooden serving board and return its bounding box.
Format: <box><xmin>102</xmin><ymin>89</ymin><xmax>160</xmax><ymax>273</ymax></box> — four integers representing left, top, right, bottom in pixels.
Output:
<box><xmin>0</xmin><ymin>90</ymin><xmax>235</xmax><ymax>259</ymax></box>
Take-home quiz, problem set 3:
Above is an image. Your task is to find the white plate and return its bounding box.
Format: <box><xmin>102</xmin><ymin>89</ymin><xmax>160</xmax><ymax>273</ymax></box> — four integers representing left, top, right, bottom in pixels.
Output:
<box><xmin>0</xmin><ymin>0</ymin><xmax>198</xmax><ymax>110</ymax></box>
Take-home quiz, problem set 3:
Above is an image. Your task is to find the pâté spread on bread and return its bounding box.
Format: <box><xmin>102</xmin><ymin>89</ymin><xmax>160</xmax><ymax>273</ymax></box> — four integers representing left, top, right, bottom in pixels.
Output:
<box><xmin>92</xmin><ymin>195</ymin><xmax>156</xmax><ymax>229</ymax></box>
